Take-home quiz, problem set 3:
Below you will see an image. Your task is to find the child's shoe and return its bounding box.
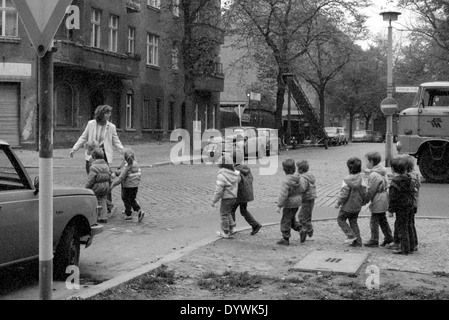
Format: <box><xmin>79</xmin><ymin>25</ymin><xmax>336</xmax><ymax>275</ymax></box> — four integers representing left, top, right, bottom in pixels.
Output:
<box><xmin>307</xmin><ymin>229</ymin><xmax>314</xmax><ymax>238</ymax></box>
<box><xmin>344</xmin><ymin>236</ymin><xmax>357</xmax><ymax>244</ymax></box>
<box><xmin>276</xmin><ymin>238</ymin><xmax>289</xmax><ymax>246</ymax></box>
<box><xmin>123</xmin><ymin>215</ymin><xmax>133</xmax><ymax>221</ymax></box>
<box><xmin>137</xmin><ymin>210</ymin><xmax>145</xmax><ymax>223</ymax></box>
<box><xmin>363</xmin><ymin>240</ymin><xmax>379</xmax><ymax>247</ymax></box>
<box><xmin>216</xmin><ymin>231</ymin><xmax>231</xmax><ymax>239</ymax></box>
<box><xmin>299</xmin><ymin>230</ymin><xmax>307</xmax><ymax>243</ymax></box>
<box><xmin>250</xmin><ymin>224</ymin><xmax>262</xmax><ymax>235</ymax></box>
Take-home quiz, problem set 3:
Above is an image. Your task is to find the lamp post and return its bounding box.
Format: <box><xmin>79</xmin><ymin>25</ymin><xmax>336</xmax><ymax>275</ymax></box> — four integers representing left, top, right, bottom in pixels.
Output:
<box><xmin>380</xmin><ymin>4</ymin><xmax>401</xmax><ymax>167</ymax></box>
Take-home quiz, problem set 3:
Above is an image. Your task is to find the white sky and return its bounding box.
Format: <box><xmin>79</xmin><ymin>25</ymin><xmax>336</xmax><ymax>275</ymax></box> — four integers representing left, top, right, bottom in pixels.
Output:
<box><xmin>358</xmin><ymin>0</ymin><xmax>415</xmax><ymax>50</ymax></box>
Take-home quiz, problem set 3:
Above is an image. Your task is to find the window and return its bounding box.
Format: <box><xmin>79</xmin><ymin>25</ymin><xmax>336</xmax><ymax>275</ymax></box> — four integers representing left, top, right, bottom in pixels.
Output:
<box><xmin>0</xmin><ymin>0</ymin><xmax>18</xmax><ymax>37</ymax></box>
<box><xmin>127</xmin><ymin>27</ymin><xmax>135</xmax><ymax>54</ymax></box>
<box><xmin>142</xmin><ymin>99</ymin><xmax>163</xmax><ymax>130</ymax></box>
<box><xmin>155</xmin><ymin>99</ymin><xmax>163</xmax><ymax>129</ymax></box>
<box><xmin>173</xmin><ymin>0</ymin><xmax>180</xmax><ymax>17</ymax></box>
<box><xmin>91</xmin><ymin>8</ymin><xmax>101</xmax><ymax>48</ymax></box>
<box><xmin>169</xmin><ymin>101</ymin><xmax>175</xmax><ymax>130</ymax></box>
<box><xmin>55</xmin><ymin>82</ymin><xmax>75</xmax><ymax>127</ymax></box>
<box><xmin>171</xmin><ymin>46</ymin><xmax>179</xmax><ymax>70</ymax></box>
<box><xmin>146</xmin><ymin>34</ymin><xmax>159</xmax><ymax>66</ymax></box>
<box><xmin>147</xmin><ymin>0</ymin><xmax>160</xmax><ymax>9</ymax></box>
<box><xmin>143</xmin><ymin>99</ymin><xmax>151</xmax><ymax>129</ymax></box>
<box><xmin>126</xmin><ymin>91</ymin><xmax>134</xmax><ymax>129</ymax></box>
<box><xmin>109</xmin><ymin>15</ymin><xmax>119</xmax><ymax>52</ymax></box>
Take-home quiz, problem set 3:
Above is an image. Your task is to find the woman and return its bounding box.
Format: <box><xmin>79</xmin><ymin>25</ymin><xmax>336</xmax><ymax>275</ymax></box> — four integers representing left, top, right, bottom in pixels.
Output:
<box><xmin>70</xmin><ymin>105</ymin><xmax>124</xmax><ymax>173</ymax></box>
<box><xmin>70</xmin><ymin>105</ymin><xmax>124</xmax><ymax>214</ymax></box>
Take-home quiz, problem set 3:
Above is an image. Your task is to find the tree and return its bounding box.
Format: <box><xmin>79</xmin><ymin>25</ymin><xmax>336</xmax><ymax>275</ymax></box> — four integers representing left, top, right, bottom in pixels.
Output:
<box><xmin>327</xmin><ymin>48</ymin><xmax>383</xmax><ymax>138</ymax></box>
<box><xmin>293</xmin><ymin>21</ymin><xmax>357</xmax><ymax>127</ymax></box>
<box><xmin>223</xmin><ymin>0</ymin><xmax>369</xmax><ymax>137</ymax></box>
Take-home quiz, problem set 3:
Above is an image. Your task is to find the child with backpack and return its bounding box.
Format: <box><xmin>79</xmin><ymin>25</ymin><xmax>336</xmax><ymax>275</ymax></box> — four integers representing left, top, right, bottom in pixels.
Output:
<box><xmin>111</xmin><ymin>148</ymin><xmax>144</xmax><ymax>222</ymax></box>
<box><xmin>211</xmin><ymin>155</ymin><xmax>241</xmax><ymax>238</ymax></box>
<box><xmin>296</xmin><ymin>160</ymin><xmax>317</xmax><ymax>243</ymax></box>
<box><xmin>335</xmin><ymin>157</ymin><xmax>367</xmax><ymax>247</ymax></box>
<box><xmin>388</xmin><ymin>156</ymin><xmax>416</xmax><ymax>255</ymax></box>
<box><xmin>363</xmin><ymin>151</ymin><xmax>394</xmax><ymax>248</ymax></box>
<box><xmin>275</xmin><ymin>159</ymin><xmax>302</xmax><ymax>246</ymax></box>
<box><xmin>232</xmin><ymin>162</ymin><xmax>262</xmax><ymax>235</ymax></box>
<box><xmin>85</xmin><ymin>148</ymin><xmax>112</xmax><ymax>223</ymax></box>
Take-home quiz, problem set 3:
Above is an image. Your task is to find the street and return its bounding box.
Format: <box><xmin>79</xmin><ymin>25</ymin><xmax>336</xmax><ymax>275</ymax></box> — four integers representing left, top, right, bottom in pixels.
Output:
<box><xmin>1</xmin><ymin>142</ymin><xmax>448</xmax><ymax>299</ymax></box>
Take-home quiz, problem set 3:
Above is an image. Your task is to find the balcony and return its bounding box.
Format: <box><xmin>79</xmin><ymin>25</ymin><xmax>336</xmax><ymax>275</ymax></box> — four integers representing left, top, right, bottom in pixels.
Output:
<box><xmin>53</xmin><ymin>40</ymin><xmax>139</xmax><ymax>78</ymax></box>
<box><xmin>194</xmin><ymin>63</ymin><xmax>224</xmax><ymax>92</ymax></box>
<box><xmin>125</xmin><ymin>0</ymin><xmax>141</xmax><ymax>13</ymax></box>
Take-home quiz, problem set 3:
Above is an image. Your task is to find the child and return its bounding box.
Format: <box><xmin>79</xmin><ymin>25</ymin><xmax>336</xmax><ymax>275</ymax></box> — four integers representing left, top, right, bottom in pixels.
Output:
<box><xmin>363</xmin><ymin>151</ymin><xmax>394</xmax><ymax>247</ymax></box>
<box><xmin>85</xmin><ymin>140</ymin><xmax>100</xmax><ymax>172</ymax></box>
<box><xmin>232</xmin><ymin>162</ymin><xmax>262</xmax><ymax>235</ymax></box>
<box><xmin>388</xmin><ymin>156</ymin><xmax>415</xmax><ymax>255</ymax></box>
<box><xmin>405</xmin><ymin>155</ymin><xmax>420</xmax><ymax>251</ymax></box>
<box><xmin>296</xmin><ymin>160</ymin><xmax>317</xmax><ymax>243</ymax></box>
<box><xmin>335</xmin><ymin>157</ymin><xmax>367</xmax><ymax>247</ymax></box>
<box><xmin>211</xmin><ymin>154</ymin><xmax>241</xmax><ymax>238</ymax></box>
<box><xmin>276</xmin><ymin>159</ymin><xmax>302</xmax><ymax>246</ymax></box>
<box><xmin>85</xmin><ymin>148</ymin><xmax>112</xmax><ymax>223</ymax></box>
<box><xmin>111</xmin><ymin>149</ymin><xmax>144</xmax><ymax>222</ymax></box>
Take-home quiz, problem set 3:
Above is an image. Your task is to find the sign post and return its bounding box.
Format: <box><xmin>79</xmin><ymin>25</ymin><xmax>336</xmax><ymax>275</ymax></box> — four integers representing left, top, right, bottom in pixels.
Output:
<box><xmin>12</xmin><ymin>0</ymin><xmax>74</xmax><ymax>300</ymax></box>
<box><xmin>381</xmin><ymin>97</ymin><xmax>398</xmax><ymax>168</ymax></box>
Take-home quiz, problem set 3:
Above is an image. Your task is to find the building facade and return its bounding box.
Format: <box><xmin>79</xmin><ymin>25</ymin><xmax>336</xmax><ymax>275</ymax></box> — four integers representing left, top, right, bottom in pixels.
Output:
<box><xmin>0</xmin><ymin>0</ymin><xmax>224</xmax><ymax>148</ymax></box>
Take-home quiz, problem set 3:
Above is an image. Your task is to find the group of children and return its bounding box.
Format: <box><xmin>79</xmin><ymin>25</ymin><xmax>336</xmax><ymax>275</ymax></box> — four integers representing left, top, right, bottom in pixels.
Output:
<box><xmin>336</xmin><ymin>151</ymin><xmax>419</xmax><ymax>254</ymax></box>
<box><xmin>84</xmin><ymin>141</ymin><xmax>145</xmax><ymax>224</ymax></box>
<box><xmin>211</xmin><ymin>151</ymin><xmax>420</xmax><ymax>255</ymax></box>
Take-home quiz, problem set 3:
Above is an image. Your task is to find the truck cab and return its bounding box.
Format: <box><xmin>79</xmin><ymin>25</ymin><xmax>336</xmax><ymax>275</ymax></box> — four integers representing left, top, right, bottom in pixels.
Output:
<box><xmin>396</xmin><ymin>82</ymin><xmax>449</xmax><ymax>182</ymax></box>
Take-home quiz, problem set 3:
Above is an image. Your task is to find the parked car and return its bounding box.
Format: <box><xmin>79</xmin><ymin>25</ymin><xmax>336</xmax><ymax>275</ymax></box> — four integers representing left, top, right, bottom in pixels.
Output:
<box><xmin>352</xmin><ymin>129</ymin><xmax>373</xmax><ymax>142</ymax></box>
<box><xmin>372</xmin><ymin>131</ymin><xmax>384</xmax><ymax>142</ymax></box>
<box><xmin>337</xmin><ymin>127</ymin><xmax>349</xmax><ymax>145</ymax></box>
<box><xmin>324</xmin><ymin>127</ymin><xmax>341</xmax><ymax>146</ymax></box>
<box><xmin>0</xmin><ymin>140</ymin><xmax>103</xmax><ymax>280</ymax></box>
<box><xmin>203</xmin><ymin>126</ymin><xmax>264</xmax><ymax>161</ymax></box>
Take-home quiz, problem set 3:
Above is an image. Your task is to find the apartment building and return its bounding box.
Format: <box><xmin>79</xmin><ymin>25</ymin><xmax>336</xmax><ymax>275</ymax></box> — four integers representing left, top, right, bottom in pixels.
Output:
<box><xmin>0</xmin><ymin>0</ymin><xmax>224</xmax><ymax>148</ymax></box>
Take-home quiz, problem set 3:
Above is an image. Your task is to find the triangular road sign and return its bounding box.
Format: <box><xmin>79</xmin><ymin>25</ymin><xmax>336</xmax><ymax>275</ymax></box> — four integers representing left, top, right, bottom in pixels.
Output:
<box><xmin>12</xmin><ymin>0</ymin><xmax>74</xmax><ymax>57</ymax></box>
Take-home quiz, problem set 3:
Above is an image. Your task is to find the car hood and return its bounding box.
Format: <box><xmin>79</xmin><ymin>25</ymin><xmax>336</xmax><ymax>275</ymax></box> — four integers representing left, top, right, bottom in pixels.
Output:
<box><xmin>53</xmin><ymin>186</ymin><xmax>96</xmax><ymax>197</ymax></box>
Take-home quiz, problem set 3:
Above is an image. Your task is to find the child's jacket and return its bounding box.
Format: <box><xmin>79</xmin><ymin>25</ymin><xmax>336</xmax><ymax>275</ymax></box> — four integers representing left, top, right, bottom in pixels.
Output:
<box><xmin>234</xmin><ymin>164</ymin><xmax>254</xmax><ymax>203</ymax></box>
<box><xmin>297</xmin><ymin>172</ymin><xmax>317</xmax><ymax>201</ymax></box>
<box><xmin>212</xmin><ymin>168</ymin><xmax>241</xmax><ymax>204</ymax></box>
<box><xmin>388</xmin><ymin>174</ymin><xmax>414</xmax><ymax>213</ymax></box>
<box><xmin>365</xmin><ymin>165</ymin><xmax>389</xmax><ymax>213</ymax></box>
<box><xmin>85</xmin><ymin>159</ymin><xmax>111</xmax><ymax>197</ymax></box>
<box><xmin>408</xmin><ymin>171</ymin><xmax>420</xmax><ymax>208</ymax></box>
<box><xmin>277</xmin><ymin>174</ymin><xmax>302</xmax><ymax>208</ymax></box>
<box><xmin>337</xmin><ymin>173</ymin><xmax>366</xmax><ymax>212</ymax></box>
<box><xmin>111</xmin><ymin>160</ymin><xmax>141</xmax><ymax>189</ymax></box>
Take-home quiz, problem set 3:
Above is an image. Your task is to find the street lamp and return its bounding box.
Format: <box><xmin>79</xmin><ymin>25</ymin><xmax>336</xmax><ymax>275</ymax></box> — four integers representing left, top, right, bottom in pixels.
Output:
<box><xmin>380</xmin><ymin>4</ymin><xmax>401</xmax><ymax>167</ymax></box>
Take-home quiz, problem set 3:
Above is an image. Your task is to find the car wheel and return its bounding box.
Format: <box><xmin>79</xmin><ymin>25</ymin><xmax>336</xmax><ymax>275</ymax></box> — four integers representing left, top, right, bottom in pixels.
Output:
<box><xmin>54</xmin><ymin>223</ymin><xmax>81</xmax><ymax>281</ymax></box>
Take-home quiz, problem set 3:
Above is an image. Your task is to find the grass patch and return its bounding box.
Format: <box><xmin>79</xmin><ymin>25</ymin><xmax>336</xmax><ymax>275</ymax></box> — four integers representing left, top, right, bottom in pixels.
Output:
<box><xmin>198</xmin><ymin>270</ymin><xmax>265</xmax><ymax>291</ymax></box>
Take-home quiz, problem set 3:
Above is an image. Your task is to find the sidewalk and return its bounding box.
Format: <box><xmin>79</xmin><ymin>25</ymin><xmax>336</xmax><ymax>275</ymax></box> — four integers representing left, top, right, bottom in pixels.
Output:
<box><xmin>67</xmin><ymin>206</ymin><xmax>449</xmax><ymax>300</ymax></box>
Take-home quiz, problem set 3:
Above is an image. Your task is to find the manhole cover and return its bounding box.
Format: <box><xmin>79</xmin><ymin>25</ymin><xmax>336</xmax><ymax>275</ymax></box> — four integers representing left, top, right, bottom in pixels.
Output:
<box><xmin>292</xmin><ymin>250</ymin><xmax>369</xmax><ymax>275</ymax></box>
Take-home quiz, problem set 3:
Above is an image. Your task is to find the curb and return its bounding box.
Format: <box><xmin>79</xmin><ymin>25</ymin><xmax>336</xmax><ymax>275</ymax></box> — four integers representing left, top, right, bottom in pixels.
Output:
<box><xmin>65</xmin><ymin>215</ymin><xmax>446</xmax><ymax>300</ymax></box>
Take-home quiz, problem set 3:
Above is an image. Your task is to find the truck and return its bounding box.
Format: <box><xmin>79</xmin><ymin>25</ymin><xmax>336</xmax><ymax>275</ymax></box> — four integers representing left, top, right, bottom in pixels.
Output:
<box><xmin>396</xmin><ymin>82</ymin><xmax>449</xmax><ymax>183</ymax></box>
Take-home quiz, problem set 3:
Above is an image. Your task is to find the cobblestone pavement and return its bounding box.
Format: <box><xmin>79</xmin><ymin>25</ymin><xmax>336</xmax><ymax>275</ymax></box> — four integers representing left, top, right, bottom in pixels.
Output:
<box><xmin>25</xmin><ymin>142</ymin><xmax>392</xmax><ymax>226</ymax></box>
<box><xmin>5</xmin><ymin>141</ymin><xmax>449</xmax><ymax>300</ymax></box>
